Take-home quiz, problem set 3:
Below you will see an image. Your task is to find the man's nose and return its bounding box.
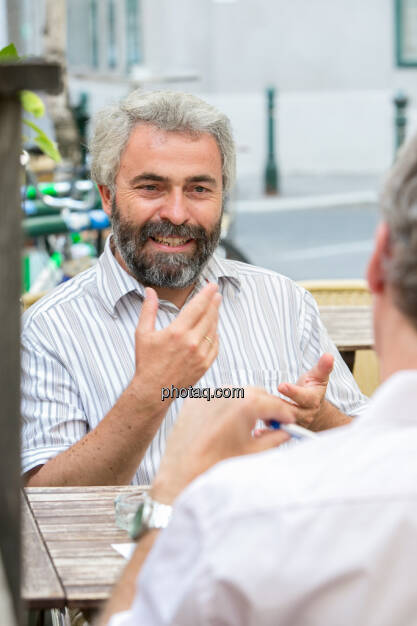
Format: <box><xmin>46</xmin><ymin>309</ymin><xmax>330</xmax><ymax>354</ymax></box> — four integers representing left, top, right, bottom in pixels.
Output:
<box><xmin>158</xmin><ymin>189</ymin><xmax>190</xmax><ymax>225</ymax></box>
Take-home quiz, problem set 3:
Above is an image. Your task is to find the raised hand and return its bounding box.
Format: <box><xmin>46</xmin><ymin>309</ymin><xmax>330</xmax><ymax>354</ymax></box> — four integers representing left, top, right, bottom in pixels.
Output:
<box><xmin>277</xmin><ymin>353</ymin><xmax>334</xmax><ymax>430</ymax></box>
<box><xmin>132</xmin><ymin>283</ymin><xmax>221</xmax><ymax>400</ymax></box>
<box><xmin>151</xmin><ymin>386</ymin><xmax>294</xmax><ymax>505</ymax></box>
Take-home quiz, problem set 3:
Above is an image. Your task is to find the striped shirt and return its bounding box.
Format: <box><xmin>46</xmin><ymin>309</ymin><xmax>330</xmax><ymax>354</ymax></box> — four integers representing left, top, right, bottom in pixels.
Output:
<box><xmin>21</xmin><ymin>236</ymin><xmax>367</xmax><ymax>484</ymax></box>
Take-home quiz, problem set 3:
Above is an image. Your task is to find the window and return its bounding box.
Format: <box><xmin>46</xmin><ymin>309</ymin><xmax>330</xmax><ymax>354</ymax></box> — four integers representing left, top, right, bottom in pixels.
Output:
<box><xmin>395</xmin><ymin>0</ymin><xmax>417</xmax><ymax>67</ymax></box>
<box><xmin>67</xmin><ymin>0</ymin><xmax>94</xmax><ymax>69</ymax></box>
<box><xmin>126</xmin><ymin>0</ymin><xmax>142</xmax><ymax>68</ymax></box>
<box><xmin>67</xmin><ymin>0</ymin><xmax>143</xmax><ymax>74</ymax></box>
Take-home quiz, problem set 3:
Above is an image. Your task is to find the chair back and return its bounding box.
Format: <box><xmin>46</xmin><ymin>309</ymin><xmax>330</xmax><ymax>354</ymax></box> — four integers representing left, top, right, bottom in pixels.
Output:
<box><xmin>298</xmin><ymin>279</ymin><xmax>379</xmax><ymax>396</ymax></box>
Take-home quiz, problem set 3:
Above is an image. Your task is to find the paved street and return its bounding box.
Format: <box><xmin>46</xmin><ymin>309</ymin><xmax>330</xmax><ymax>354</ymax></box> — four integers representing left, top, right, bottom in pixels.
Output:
<box><xmin>230</xmin><ymin>202</ymin><xmax>380</xmax><ymax>281</ymax></box>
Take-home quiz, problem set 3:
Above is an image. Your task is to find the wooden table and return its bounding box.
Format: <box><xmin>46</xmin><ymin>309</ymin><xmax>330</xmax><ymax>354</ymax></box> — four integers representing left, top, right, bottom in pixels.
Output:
<box><xmin>23</xmin><ymin>486</ymin><xmax>147</xmax><ymax>611</ymax></box>
<box><xmin>319</xmin><ymin>305</ymin><xmax>374</xmax><ymax>371</ymax></box>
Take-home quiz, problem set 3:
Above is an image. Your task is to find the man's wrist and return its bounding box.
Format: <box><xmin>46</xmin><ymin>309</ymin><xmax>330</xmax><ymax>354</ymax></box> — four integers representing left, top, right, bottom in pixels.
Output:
<box><xmin>313</xmin><ymin>399</ymin><xmax>352</xmax><ymax>431</ymax></box>
<box><xmin>130</xmin><ymin>493</ymin><xmax>173</xmax><ymax>540</ymax></box>
<box><xmin>150</xmin><ymin>476</ymin><xmax>182</xmax><ymax>506</ymax></box>
<box><xmin>127</xmin><ymin>377</ymin><xmax>168</xmax><ymax>417</ymax></box>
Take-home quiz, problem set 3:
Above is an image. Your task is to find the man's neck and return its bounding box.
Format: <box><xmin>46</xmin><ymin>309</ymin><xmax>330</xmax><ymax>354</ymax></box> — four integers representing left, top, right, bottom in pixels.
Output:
<box><xmin>377</xmin><ymin>304</ymin><xmax>417</xmax><ymax>382</ymax></box>
<box><xmin>152</xmin><ymin>284</ymin><xmax>195</xmax><ymax>309</ymax></box>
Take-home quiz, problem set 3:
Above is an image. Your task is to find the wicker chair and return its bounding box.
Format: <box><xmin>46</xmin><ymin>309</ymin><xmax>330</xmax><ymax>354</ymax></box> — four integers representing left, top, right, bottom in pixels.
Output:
<box><xmin>21</xmin><ymin>291</ymin><xmax>47</xmax><ymax>312</ymax></box>
<box><xmin>298</xmin><ymin>279</ymin><xmax>379</xmax><ymax>397</ymax></box>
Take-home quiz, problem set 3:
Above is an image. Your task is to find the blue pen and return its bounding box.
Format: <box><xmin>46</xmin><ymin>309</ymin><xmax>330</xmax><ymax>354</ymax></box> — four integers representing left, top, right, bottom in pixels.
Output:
<box><xmin>269</xmin><ymin>419</ymin><xmax>318</xmax><ymax>440</ymax></box>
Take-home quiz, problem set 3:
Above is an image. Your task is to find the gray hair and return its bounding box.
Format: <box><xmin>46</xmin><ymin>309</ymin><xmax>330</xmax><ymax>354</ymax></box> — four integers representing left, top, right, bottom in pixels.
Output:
<box><xmin>89</xmin><ymin>89</ymin><xmax>236</xmax><ymax>195</ymax></box>
<box><xmin>380</xmin><ymin>134</ymin><xmax>417</xmax><ymax>328</ymax></box>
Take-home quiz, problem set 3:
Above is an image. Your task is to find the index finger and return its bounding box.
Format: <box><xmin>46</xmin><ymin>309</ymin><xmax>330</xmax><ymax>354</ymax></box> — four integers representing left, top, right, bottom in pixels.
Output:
<box><xmin>278</xmin><ymin>383</ymin><xmax>320</xmax><ymax>409</ymax></box>
<box><xmin>243</xmin><ymin>387</ymin><xmax>296</xmax><ymax>426</ymax></box>
<box><xmin>174</xmin><ymin>282</ymin><xmax>218</xmax><ymax>330</ymax></box>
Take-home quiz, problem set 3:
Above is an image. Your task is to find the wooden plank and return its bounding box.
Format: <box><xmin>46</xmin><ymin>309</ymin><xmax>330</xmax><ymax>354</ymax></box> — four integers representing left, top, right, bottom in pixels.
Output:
<box><xmin>44</xmin><ymin>544</ymin><xmax>124</xmax><ymax>559</ymax></box>
<box><xmin>25</xmin><ymin>487</ymin><xmax>144</xmax><ymax>608</ymax></box>
<box><xmin>25</xmin><ymin>486</ymin><xmax>146</xmax><ymax>493</ymax></box>
<box><xmin>26</xmin><ymin>485</ymin><xmax>147</xmax><ymax>501</ymax></box>
<box><xmin>0</xmin><ymin>62</ymin><xmax>62</xmax><ymax>95</ymax></box>
<box><xmin>21</xmin><ymin>494</ymin><xmax>65</xmax><ymax>609</ymax></box>
<box><xmin>66</xmin><ymin>586</ymin><xmax>114</xmax><ymax>609</ymax></box>
<box><xmin>319</xmin><ymin>305</ymin><xmax>374</xmax><ymax>351</ymax></box>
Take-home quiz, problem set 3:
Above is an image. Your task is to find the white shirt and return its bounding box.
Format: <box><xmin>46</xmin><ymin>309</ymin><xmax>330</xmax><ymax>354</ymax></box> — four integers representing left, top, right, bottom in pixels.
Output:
<box><xmin>110</xmin><ymin>370</ymin><xmax>417</xmax><ymax>626</ymax></box>
<box><xmin>21</xmin><ymin>237</ymin><xmax>366</xmax><ymax>483</ymax></box>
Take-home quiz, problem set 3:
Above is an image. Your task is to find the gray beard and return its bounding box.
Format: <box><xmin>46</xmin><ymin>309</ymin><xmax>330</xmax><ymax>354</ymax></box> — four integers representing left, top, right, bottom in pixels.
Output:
<box><xmin>111</xmin><ymin>199</ymin><xmax>222</xmax><ymax>288</ymax></box>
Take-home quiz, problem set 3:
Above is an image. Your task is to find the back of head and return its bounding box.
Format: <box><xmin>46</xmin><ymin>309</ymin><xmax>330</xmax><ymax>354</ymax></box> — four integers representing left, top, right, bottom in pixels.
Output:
<box><xmin>90</xmin><ymin>89</ymin><xmax>236</xmax><ymax>196</ymax></box>
<box><xmin>380</xmin><ymin>135</ymin><xmax>417</xmax><ymax>330</ymax></box>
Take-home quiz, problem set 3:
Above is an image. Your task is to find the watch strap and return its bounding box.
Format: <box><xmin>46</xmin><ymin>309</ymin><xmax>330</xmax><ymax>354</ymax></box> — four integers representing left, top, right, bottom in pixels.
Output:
<box><xmin>130</xmin><ymin>493</ymin><xmax>173</xmax><ymax>540</ymax></box>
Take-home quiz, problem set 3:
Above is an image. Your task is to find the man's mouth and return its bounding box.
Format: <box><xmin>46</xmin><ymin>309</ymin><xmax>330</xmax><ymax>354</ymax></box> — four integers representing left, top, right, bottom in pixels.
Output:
<box><xmin>149</xmin><ymin>236</ymin><xmax>194</xmax><ymax>249</ymax></box>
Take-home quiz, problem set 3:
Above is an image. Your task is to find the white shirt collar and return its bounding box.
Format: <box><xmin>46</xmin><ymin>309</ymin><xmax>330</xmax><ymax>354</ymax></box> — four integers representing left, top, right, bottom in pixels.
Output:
<box><xmin>356</xmin><ymin>369</ymin><xmax>417</xmax><ymax>428</ymax></box>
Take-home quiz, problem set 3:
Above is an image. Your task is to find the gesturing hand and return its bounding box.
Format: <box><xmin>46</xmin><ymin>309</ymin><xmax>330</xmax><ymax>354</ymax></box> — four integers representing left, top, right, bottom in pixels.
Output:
<box><xmin>132</xmin><ymin>283</ymin><xmax>221</xmax><ymax>400</ymax></box>
<box><xmin>151</xmin><ymin>387</ymin><xmax>294</xmax><ymax>505</ymax></box>
<box><xmin>277</xmin><ymin>353</ymin><xmax>334</xmax><ymax>430</ymax></box>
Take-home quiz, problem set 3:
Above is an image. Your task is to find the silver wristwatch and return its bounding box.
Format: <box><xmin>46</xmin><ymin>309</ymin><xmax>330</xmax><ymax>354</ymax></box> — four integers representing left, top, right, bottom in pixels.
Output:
<box><xmin>130</xmin><ymin>493</ymin><xmax>173</xmax><ymax>540</ymax></box>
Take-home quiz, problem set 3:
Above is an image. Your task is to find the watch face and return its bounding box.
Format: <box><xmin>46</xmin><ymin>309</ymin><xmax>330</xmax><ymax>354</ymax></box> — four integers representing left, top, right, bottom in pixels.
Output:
<box><xmin>129</xmin><ymin>502</ymin><xmax>145</xmax><ymax>540</ymax></box>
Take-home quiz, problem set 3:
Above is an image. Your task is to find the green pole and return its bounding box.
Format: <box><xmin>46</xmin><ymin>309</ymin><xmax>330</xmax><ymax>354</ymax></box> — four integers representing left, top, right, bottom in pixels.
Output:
<box><xmin>22</xmin><ymin>215</ymin><xmax>69</xmax><ymax>237</ymax></box>
<box><xmin>23</xmin><ymin>254</ymin><xmax>30</xmax><ymax>293</ymax></box>
<box><xmin>264</xmin><ymin>86</ymin><xmax>280</xmax><ymax>195</ymax></box>
<box><xmin>393</xmin><ymin>89</ymin><xmax>408</xmax><ymax>160</ymax></box>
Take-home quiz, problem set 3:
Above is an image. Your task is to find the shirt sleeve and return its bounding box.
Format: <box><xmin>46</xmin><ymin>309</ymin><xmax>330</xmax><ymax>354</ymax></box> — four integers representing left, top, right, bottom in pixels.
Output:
<box><xmin>112</xmin><ymin>495</ymin><xmax>212</xmax><ymax>626</ymax></box>
<box><xmin>107</xmin><ymin>611</ymin><xmax>134</xmax><ymax>626</ymax></box>
<box><xmin>299</xmin><ymin>289</ymin><xmax>368</xmax><ymax>417</ymax></box>
<box><xmin>21</xmin><ymin>323</ymin><xmax>88</xmax><ymax>475</ymax></box>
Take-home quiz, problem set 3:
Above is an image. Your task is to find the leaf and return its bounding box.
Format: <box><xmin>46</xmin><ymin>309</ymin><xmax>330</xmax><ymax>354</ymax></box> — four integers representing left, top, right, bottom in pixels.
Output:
<box><xmin>33</xmin><ymin>135</ymin><xmax>61</xmax><ymax>163</ymax></box>
<box><xmin>0</xmin><ymin>43</ymin><xmax>19</xmax><ymax>61</ymax></box>
<box><xmin>23</xmin><ymin>119</ymin><xmax>62</xmax><ymax>163</ymax></box>
<box><xmin>20</xmin><ymin>90</ymin><xmax>45</xmax><ymax>117</ymax></box>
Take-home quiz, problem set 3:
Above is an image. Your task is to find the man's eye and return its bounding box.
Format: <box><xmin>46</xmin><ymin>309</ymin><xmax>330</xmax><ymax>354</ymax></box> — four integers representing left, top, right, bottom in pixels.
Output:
<box><xmin>193</xmin><ymin>186</ymin><xmax>208</xmax><ymax>193</ymax></box>
<box><xmin>138</xmin><ymin>184</ymin><xmax>158</xmax><ymax>191</ymax></box>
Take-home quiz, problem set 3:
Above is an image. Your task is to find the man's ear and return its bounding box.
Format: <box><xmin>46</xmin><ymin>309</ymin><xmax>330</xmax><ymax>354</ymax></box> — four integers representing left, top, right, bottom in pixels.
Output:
<box><xmin>97</xmin><ymin>185</ymin><xmax>112</xmax><ymax>216</ymax></box>
<box><xmin>367</xmin><ymin>221</ymin><xmax>391</xmax><ymax>294</ymax></box>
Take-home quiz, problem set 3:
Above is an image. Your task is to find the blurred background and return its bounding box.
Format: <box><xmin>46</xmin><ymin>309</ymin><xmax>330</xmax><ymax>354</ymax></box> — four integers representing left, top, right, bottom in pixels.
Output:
<box><xmin>2</xmin><ymin>0</ymin><xmax>417</xmax><ymax>282</ymax></box>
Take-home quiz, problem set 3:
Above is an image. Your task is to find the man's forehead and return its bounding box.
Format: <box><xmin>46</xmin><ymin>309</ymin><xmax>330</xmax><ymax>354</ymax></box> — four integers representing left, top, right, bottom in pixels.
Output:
<box><xmin>127</xmin><ymin>123</ymin><xmax>218</xmax><ymax>152</ymax></box>
<box><xmin>118</xmin><ymin>123</ymin><xmax>222</xmax><ymax>180</ymax></box>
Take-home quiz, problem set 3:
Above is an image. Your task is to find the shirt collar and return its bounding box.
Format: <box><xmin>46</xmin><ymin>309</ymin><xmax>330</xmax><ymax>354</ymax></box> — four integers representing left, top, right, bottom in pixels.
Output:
<box><xmin>196</xmin><ymin>253</ymin><xmax>241</xmax><ymax>291</ymax></box>
<box><xmin>96</xmin><ymin>236</ymin><xmax>145</xmax><ymax>316</ymax></box>
<box><xmin>96</xmin><ymin>235</ymin><xmax>241</xmax><ymax>316</ymax></box>
<box><xmin>356</xmin><ymin>369</ymin><xmax>417</xmax><ymax>428</ymax></box>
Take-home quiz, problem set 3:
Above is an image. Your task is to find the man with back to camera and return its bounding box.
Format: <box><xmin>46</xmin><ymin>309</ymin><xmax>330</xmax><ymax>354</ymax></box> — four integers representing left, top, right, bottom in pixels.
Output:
<box><xmin>21</xmin><ymin>89</ymin><xmax>366</xmax><ymax>488</ymax></box>
<box><xmin>99</xmin><ymin>134</ymin><xmax>417</xmax><ymax>625</ymax></box>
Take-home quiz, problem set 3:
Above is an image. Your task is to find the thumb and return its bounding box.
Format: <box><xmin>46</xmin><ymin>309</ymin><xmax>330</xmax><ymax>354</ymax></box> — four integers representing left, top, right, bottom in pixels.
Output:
<box><xmin>138</xmin><ymin>287</ymin><xmax>158</xmax><ymax>333</ymax></box>
<box><xmin>309</xmin><ymin>353</ymin><xmax>334</xmax><ymax>383</ymax></box>
<box><xmin>251</xmin><ymin>429</ymin><xmax>290</xmax><ymax>452</ymax></box>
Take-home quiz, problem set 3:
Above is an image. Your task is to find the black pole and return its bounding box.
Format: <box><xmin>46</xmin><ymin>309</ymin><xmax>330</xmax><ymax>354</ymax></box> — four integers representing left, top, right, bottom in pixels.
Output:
<box><xmin>72</xmin><ymin>91</ymin><xmax>90</xmax><ymax>174</ymax></box>
<box><xmin>264</xmin><ymin>86</ymin><xmax>280</xmax><ymax>195</ymax></box>
<box><xmin>393</xmin><ymin>89</ymin><xmax>408</xmax><ymax>160</ymax></box>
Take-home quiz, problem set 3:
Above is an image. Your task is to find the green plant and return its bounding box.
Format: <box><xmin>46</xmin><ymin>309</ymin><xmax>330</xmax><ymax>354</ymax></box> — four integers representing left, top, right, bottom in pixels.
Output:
<box><xmin>0</xmin><ymin>43</ymin><xmax>61</xmax><ymax>162</ymax></box>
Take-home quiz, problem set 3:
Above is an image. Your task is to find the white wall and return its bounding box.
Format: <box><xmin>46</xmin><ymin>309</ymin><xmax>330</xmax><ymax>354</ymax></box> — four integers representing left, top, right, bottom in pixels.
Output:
<box><xmin>202</xmin><ymin>89</ymin><xmax>417</xmax><ymax>181</ymax></box>
<box><xmin>0</xmin><ymin>0</ymin><xmax>7</xmax><ymax>49</ymax></box>
<box><xmin>141</xmin><ymin>0</ymin><xmax>417</xmax><ymax>94</ymax></box>
<box><xmin>16</xmin><ymin>0</ymin><xmax>417</xmax><ymax>186</ymax></box>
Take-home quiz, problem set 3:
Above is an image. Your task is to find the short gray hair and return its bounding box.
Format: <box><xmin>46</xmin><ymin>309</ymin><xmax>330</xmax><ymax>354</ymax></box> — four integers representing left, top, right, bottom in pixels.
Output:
<box><xmin>89</xmin><ymin>89</ymin><xmax>236</xmax><ymax>195</ymax></box>
<box><xmin>380</xmin><ymin>134</ymin><xmax>417</xmax><ymax>328</ymax></box>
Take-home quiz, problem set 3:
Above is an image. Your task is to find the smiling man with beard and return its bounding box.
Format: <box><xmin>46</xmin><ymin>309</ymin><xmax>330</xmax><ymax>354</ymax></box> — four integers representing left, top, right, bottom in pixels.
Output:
<box><xmin>110</xmin><ymin>195</ymin><xmax>221</xmax><ymax>290</ymax></box>
<box><xmin>21</xmin><ymin>90</ymin><xmax>367</xmax><ymax>488</ymax></box>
